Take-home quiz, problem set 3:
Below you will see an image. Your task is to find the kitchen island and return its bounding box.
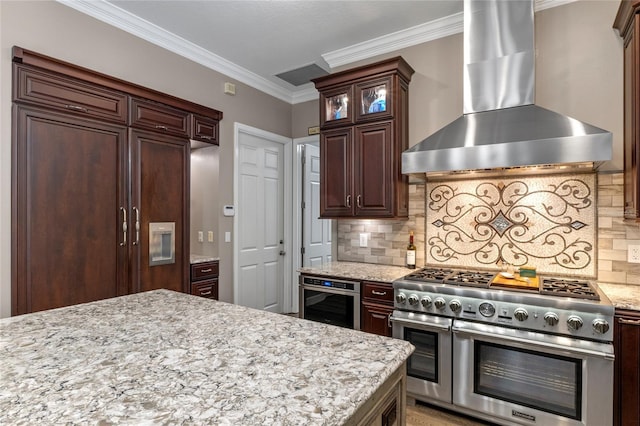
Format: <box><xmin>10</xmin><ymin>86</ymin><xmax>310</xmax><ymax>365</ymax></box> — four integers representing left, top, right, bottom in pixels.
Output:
<box><xmin>0</xmin><ymin>290</ymin><xmax>413</xmax><ymax>425</ymax></box>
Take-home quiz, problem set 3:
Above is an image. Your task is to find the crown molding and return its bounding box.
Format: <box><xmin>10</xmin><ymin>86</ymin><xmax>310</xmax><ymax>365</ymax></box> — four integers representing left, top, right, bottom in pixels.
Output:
<box><xmin>323</xmin><ymin>12</ymin><xmax>464</xmax><ymax>69</ymax></box>
<box><xmin>57</xmin><ymin>0</ymin><xmax>578</xmax><ymax>105</ymax></box>
<box><xmin>56</xmin><ymin>0</ymin><xmax>300</xmax><ymax>104</ymax></box>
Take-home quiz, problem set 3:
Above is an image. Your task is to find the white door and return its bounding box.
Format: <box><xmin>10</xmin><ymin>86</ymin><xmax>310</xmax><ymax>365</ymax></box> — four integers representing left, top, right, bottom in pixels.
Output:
<box><xmin>303</xmin><ymin>144</ymin><xmax>332</xmax><ymax>267</ymax></box>
<box><xmin>235</xmin><ymin>124</ymin><xmax>289</xmax><ymax>312</ymax></box>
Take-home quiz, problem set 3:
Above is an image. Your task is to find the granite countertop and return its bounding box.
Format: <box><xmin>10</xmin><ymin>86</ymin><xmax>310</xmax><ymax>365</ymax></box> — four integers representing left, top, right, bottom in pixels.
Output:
<box><xmin>298</xmin><ymin>261</ymin><xmax>411</xmax><ymax>283</ymax></box>
<box><xmin>0</xmin><ymin>290</ymin><xmax>413</xmax><ymax>425</ymax></box>
<box><xmin>190</xmin><ymin>254</ymin><xmax>219</xmax><ymax>264</ymax></box>
<box><xmin>300</xmin><ymin>262</ymin><xmax>640</xmax><ymax>312</ymax></box>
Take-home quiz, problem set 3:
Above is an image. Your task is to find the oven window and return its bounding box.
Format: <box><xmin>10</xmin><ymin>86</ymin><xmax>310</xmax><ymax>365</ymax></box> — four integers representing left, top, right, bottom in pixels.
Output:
<box><xmin>474</xmin><ymin>341</ymin><xmax>582</xmax><ymax>420</ymax></box>
<box><xmin>404</xmin><ymin>328</ymin><xmax>438</xmax><ymax>382</ymax></box>
<box><xmin>303</xmin><ymin>289</ymin><xmax>354</xmax><ymax>329</ymax></box>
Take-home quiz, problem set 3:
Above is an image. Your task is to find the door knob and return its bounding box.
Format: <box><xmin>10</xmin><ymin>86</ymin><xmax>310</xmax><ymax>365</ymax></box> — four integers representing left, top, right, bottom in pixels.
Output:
<box><xmin>279</xmin><ymin>250</ymin><xmax>286</xmax><ymax>256</ymax></box>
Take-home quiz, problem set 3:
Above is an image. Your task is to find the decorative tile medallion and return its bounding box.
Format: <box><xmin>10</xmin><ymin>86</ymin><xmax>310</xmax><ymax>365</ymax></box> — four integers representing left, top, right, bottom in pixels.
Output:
<box><xmin>426</xmin><ymin>173</ymin><xmax>597</xmax><ymax>277</ymax></box>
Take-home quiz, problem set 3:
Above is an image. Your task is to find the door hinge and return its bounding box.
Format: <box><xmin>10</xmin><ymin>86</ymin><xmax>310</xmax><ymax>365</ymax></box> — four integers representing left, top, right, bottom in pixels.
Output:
<box><xmin>301</xmin><ymin>201</ymin><xmax>305</xmax><ymax>209</ymax></box>
<box><xmin>301</xmin><ymin>247</ymin><xmax>305</xmax><ymax>255</ymax></box>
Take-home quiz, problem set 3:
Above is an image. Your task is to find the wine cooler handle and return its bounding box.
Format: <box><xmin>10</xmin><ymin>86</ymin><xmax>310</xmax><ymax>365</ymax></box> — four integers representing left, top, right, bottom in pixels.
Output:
<box><xmin>133</xmin><ymin>207</ymin><xmax>140</xmax><ymax>245</ymax></box>
<box><xmin>119</xmin><ymin>207</ymin><xmax>127</xmax><ymax>246</ymax></box>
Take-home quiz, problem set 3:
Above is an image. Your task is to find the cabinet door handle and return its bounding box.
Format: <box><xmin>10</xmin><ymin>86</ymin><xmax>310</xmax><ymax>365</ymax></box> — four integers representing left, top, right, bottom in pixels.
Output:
<box><xmin>155</xmin><ymin>125</ymin><xmax>169</xmax><ymax>131</ymax></box>
<box><xmin>119</xmin><ymin>207</ymin><xmax>127</xmax><ymax>246</ymax></box>
<box><xmin>132</xmin><ymin>207</ymin><xmax>140</xmax><ymax>245</ymax></box>
<box><xmin>371</xmin><ymin>290</ymin><xmax>387</xmax><ymax>296</ymax></box>
<box><xmin>357</xmin><ymin>195</ymin><xmax>362</xmax><ymax>208</ymax></box>
<box><xmin>387</xmin><ymin>313</ymin><xmax>393</xmax><ymax>328</ymax></box>
<box><xmin>619</xmin><ymin>318</ymin><xmax>640</xmax><ymax>326</ymax></box>
<box><xmin>346</xmin><ymin>195</ymin><xmax>351</xmax><ymax>208</ymax></box>
<box><xmin>64</xmin><ymin>104</ymin><xmax>88</xmax><ymax>113</ymax></box>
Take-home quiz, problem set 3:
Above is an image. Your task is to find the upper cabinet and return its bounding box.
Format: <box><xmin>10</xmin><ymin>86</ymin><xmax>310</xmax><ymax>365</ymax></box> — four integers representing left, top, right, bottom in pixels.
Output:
<box><xmin>615</xmin><ymin>1</ymin><xmax>640</xmax><ymax>219</ymax></box>
<box><xmin>313</xmin><ymin>57</ymin><xmax>414</xmax><ymax>219</ymax></box>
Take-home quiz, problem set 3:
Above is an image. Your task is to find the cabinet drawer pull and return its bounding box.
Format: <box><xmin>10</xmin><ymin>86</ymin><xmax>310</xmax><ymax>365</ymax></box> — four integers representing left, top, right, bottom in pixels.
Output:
<box><xmin>155</xmin><ymin>125</ymin><xmax>169</xmax><ymax>131</ymax></box>
<box><xmin>200</xmin><ymin>268</ymin><xmax>213</xmax><ymax>273</ymax></box>
<box><xmin>371</xmin><ymin>290</ymin><xmax>387</xmax><ymax>296</ymax></box>
<box><xmin>64</xmin><ymin>104</ymin><xmax>88</xmax><ymax>112</ymax></box>
<box><xmin>200</xmin><ymin>136</ymin><xmax>214</xmax><ymax>140</ymax></box>
<box><xmin>619</xmin><ymin>318</ymin><xmax>640</xmax><ymax>326</ymax></box>
<box><xmin>200</xmin><ymin>290</ymin><xmax>212</xmax><ymax>296</ymax></box>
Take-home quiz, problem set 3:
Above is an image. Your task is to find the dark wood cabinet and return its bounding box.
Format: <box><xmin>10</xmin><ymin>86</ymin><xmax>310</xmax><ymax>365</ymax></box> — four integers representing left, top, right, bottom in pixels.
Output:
<box><xmin>361</xmin><ymin>281</ymin><xmax>394</xmax><ymax>336</ymax></box>
<box><xmin>613</xmin><ymin>309</ymin><xmax>640</xmax><ymax>426</ymax></box>
<box><xmin>313</xmin><ymin>57</ymin><xmax>414</xmax><ymax>219</ymax></box>
<box><xmin>190</xmin><ymin>261</ymin><xmax>219</xmax><ymax>300</ymax></box>
<box><xmin>12</xmin><ymin>107</ymin><xmax>129</xmax><ymax>313</ymax></box>
<box><xmin>615</xmin><ymin>2</ymin><xmax>640</xmax><ymax>219</ymax></box>
<box><xmin>11</xmin><ymin>47</ymin><xmax>222</xmax><ymax>315</ymax></box>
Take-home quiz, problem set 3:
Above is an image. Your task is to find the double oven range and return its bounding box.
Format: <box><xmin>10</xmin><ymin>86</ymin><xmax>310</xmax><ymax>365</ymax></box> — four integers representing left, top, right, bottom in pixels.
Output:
<box><xmin>391</xmin><ymin>267</ymin><xmax>614</xmax><ymax>426</ymax></box>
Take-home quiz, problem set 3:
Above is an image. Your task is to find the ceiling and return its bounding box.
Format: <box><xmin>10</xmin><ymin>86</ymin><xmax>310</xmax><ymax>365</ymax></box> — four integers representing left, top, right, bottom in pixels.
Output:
<box><xmin>58</xmin><ymin>0</ymin><xmax>571</xmax><ymax>104</ymax></box>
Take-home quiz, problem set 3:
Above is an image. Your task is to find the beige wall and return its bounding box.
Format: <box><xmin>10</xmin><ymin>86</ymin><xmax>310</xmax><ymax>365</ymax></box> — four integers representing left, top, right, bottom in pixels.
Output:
<box><xmin>0</xmin><ymin>0</ymin><xmax>626</xmax><ymax>317</ymax></box>
<box><xmin>0</xmin><ymin>0</ymin><xmax>293</xmax><ymax>316</ymax></box>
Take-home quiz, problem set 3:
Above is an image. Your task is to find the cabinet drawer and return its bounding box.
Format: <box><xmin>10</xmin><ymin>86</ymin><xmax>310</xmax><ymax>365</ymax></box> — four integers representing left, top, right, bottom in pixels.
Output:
<box><xmin>14</xmin><ymin>65</ymin><xmax>128</xmax><ymax>124</ymax></box>
<box><xmin>130</xmin><ymin>97</ymin><xmax>190</xmax><ymax>137</ymax></box>
<box><xmin>191</xmin><ymin>114</ymin><xmax>219</xmax><ymax>145</ymax></box>
<box><xmin>362</xmin><ymin>281</ymin><xmax>393</xmax><ymax>304</ymax></box>
<box><xmin>191</xmin><ymin>279</ymin><xmax>218</xmax><ymax>300</ymax></box>
<box><xmin>191</xmin><ymin>261</ymin><xmax>219</xmax><ymax>281</ymax></box>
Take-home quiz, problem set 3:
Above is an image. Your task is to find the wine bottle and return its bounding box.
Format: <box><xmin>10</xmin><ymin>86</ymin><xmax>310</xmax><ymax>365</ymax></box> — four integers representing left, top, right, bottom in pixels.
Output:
<box><xmin>406</xmin><ymin>231</ymin><xmax>416</xmax><ymax>269</ymax></box>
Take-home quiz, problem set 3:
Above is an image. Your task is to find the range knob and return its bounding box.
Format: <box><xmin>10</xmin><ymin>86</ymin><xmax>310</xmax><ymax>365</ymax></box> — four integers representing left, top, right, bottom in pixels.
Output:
<box><xmin>449</xmin><ymin>299</ymin><xmax>462</xmax><ymax>313</ymax></box>
<box><xmin>567</xmin><ymin>315</ymin><xmax>584</xmax><ymax>331</ymax></box>
<box><xmin>408</xmin><ymin>294</ymin><xmax>420</xmax><ymax>306</ymax></box>
<box><xmin>544</xmin><ymin>312</ymin><xmax>559</xmax><ymax>327</ymax></box>
<box><xmin>395</xmin><ymin>293</ymin><xmax>406</xmax><ymax>304</ymax></box>
<box><xmin>421</xmin><ymin>296</ymin><xmax>432</xmax><ymax>308</ymax></box>
<box><xmin>592</xmin><ymin>319</ymin><xmax>610</xmax><ymax>334</ymax></box>
<box><xmin>434</xmin><ymin>297</ymin><xmax>446</xmax><ymax>310</ymax></box>
<box><xmin>514</xmin><ymin>308</ymin><xmax>529</xmax><ymax>322</ymax></box>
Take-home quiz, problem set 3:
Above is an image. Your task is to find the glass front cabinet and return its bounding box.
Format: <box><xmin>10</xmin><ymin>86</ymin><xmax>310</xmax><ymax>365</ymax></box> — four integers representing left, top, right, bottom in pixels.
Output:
<box><xmin>312</xmin><ymin>57</ymin><xmax>414</xmax><ymax>219</ymax></box>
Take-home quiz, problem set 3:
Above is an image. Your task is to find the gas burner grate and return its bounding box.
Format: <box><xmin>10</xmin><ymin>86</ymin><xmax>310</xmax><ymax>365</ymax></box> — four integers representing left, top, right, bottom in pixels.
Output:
<box><xmin>443</xmin><ymin>271</ymin><xmax>495</xmax><ymax>288</ymax></box>
<box><xmin>404</xmin><ymin>268</ymin><xmax>454</xmax><ymax>283</ymax></box>
<box><xmin>540</xmin><ymin>278</ymin><xmax>600</xmax><ymax>300</ymax></box>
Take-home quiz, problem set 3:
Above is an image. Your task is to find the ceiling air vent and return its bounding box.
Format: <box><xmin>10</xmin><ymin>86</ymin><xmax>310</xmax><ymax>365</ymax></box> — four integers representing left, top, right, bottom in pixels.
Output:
<box><xmin>275</xmin><ymin>63</ymin><xmax>328</xmax><ymax>86</ymax></box>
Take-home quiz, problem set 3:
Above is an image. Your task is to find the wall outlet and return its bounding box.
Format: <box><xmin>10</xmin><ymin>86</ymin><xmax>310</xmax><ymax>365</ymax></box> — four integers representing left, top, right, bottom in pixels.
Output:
<box><xmin>359</xmin><ymin>233</ymin><xmax>369</xmax><ymax>247</ymax></box>
<box><xmin>629</xmin><ymin>244</ymin><xmax>640</xmax><ymax>263</ymax></box>
<box><xmin>207</xmin><ymin>231</ymin><xmax>214</xmax><ymax>242</ymax></box>
<box><xmin>225</xmin><ymin>231</ymin><xmax>231</xmax><ymax>243</ymax></box>
<box><xmin>197</xmin><ymin>231</ymin><xmax>203</xmax><ymax>243</ymax></box>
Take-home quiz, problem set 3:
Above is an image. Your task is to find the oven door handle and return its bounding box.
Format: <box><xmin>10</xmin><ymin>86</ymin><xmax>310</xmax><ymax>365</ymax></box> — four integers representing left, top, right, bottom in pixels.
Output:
<box><xmin>389</xmin><ymin>314</ymin><xmax>451</xmax><ymax>331</ymax></box>
<box><xmin>452</xmin><ymin>324</ymin><xmax>615</xmax><ymax>360</ymax></box>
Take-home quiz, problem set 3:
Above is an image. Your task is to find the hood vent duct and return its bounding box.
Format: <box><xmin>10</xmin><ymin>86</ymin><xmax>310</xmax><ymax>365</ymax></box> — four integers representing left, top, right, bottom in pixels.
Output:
<box><xmin>402</xmin><ymin>0</ymin><xmax>612</xmax><ymax>177</ymax></box>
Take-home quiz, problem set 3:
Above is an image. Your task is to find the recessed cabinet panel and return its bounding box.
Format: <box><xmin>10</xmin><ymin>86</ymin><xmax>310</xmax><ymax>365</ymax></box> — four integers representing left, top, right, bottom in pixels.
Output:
<box><xmin>320</xmin><ymin>128</ymin><xmax>353</xmax><ymax>217</ymax></box>
<box><xmin>355</xmin><ymin>121</ymin><xmax>393</xmax><ymax>216</ymax></box>
<box><xmin>130</xmin><ymin>97</ymin><xmax>190</xmax><ymax>137</ymax></box>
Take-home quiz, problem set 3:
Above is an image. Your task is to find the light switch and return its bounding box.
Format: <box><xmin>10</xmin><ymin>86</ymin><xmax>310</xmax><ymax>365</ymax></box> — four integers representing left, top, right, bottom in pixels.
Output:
<box><xmin>197</xmin><ymin>231</ymin><xmax>203</xmax><ymax>243</ymax></box>
<box><xmin>207</xmin><ymin>231</ymin><xmax>214</xmax><ymax>242</ymax></box>
<box><xmin>225</xmin><ymin>231</ymin><xmax>231</xmax><ymax>243</ymax></box>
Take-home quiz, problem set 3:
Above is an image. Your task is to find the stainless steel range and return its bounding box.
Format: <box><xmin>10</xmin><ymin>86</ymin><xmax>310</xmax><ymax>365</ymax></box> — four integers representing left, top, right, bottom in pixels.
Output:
<box><xmin>391</xmin><ymin>267</ymin><xmax>614</xmax><ymax>426</ymax></box>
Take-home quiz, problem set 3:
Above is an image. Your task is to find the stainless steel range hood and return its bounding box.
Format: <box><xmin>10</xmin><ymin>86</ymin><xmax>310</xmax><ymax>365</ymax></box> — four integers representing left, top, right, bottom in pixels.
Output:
<box><xmin>402</xmin><ymin>0</ymin><xmax>612</xmax><ymax>176</ymax></box>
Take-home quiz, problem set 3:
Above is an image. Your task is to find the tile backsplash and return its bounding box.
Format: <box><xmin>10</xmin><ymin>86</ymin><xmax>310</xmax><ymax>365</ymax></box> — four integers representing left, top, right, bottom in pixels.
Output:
<box><xmin>337</xmin><ymin>171</ymin><xmax>640</xmax><ymax>286</ymax></box>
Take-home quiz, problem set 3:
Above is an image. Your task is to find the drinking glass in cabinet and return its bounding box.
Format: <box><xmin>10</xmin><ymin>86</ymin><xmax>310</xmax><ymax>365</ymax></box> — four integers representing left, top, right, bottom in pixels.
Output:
<box><xmin>326</xmin><ymin>93</ymin><xmax>349</xmax><ymax>121</ymax></box>
<box><xmin>361</xmin><ymin>84</ymin><xmax>387</xmax><ymax>115</ymax></box>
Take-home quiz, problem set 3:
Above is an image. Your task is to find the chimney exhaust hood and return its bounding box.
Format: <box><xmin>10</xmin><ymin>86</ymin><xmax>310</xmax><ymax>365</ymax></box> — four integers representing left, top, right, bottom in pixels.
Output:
<box><xmin>402</xmin><ymin>0</ymin><xmax>612</xmax><ymax>177</ymax></box>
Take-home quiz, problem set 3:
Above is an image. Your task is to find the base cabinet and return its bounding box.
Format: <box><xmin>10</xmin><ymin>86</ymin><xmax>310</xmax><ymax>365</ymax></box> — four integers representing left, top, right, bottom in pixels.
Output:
<box><xmin>361</xmin><ymin>281</ymin><xmax>394</xmax><ymax>337</ymax></box>
<box><xmin>614</xmin><ymin>309</ymin><xmax>640</xmax><ymax>425</ymax></box>
<box><xmin>190</xmin><ymin>261</ymin><xmax>219</xmax><ymax>300</ymax></box>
